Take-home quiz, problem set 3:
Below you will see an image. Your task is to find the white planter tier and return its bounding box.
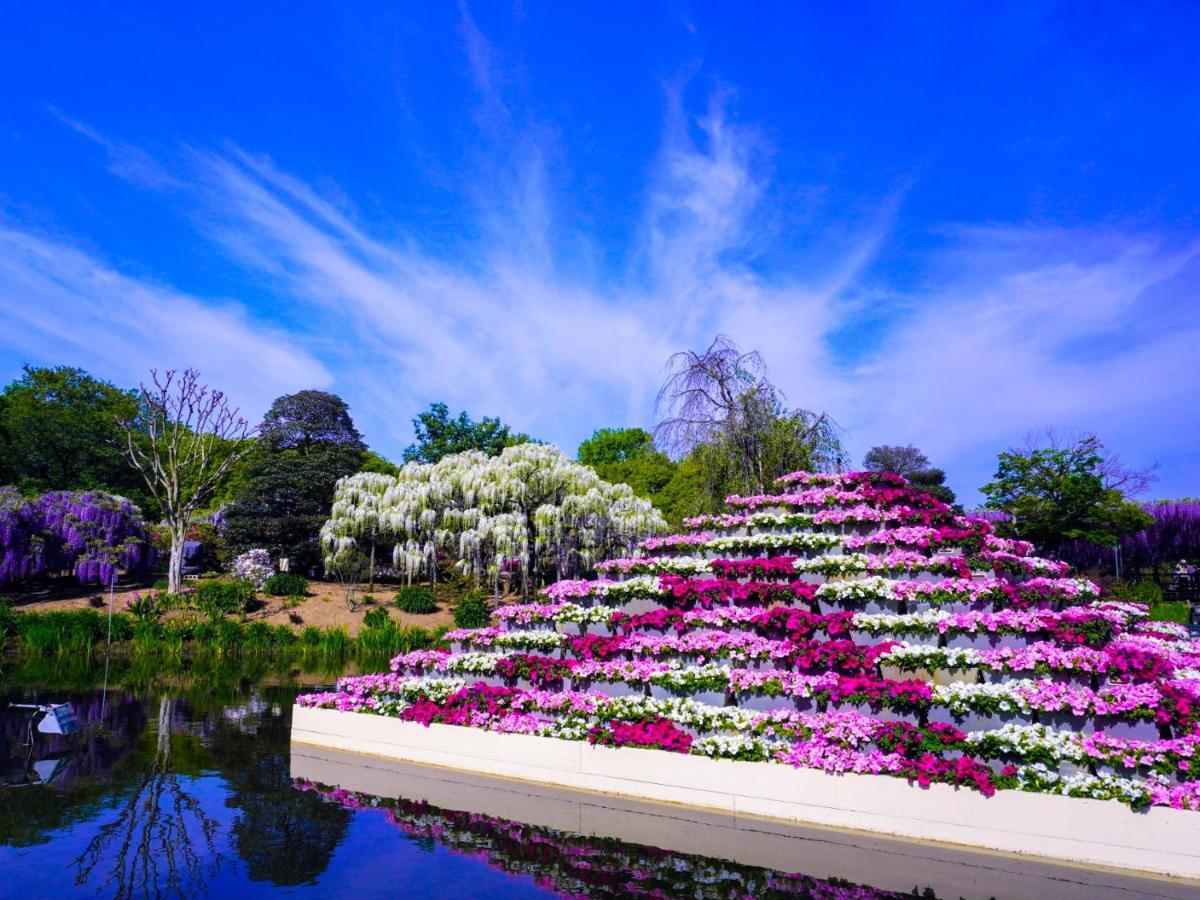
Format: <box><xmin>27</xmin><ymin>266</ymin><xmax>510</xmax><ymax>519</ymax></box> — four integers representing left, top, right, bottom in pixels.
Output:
<box><xmin>292</xmin><ymin>705</ymin><xmax>1200</xmax><ymax>880</ymax></box>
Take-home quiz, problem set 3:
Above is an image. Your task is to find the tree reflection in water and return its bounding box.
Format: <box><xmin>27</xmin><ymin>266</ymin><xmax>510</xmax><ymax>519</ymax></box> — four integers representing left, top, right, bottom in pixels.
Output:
<box><xmin>74</xmin><ymin>698</ymin><xmax>220</xmax><ymax>899</ymax></box>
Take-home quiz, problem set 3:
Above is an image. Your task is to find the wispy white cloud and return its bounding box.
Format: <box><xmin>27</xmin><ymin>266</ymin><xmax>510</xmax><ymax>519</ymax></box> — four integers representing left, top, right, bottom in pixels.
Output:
<box><xmin>7</xmin><ymin>55</ymin><xmax>1198</xmax><ymax>503</ymax></box>
<box><xmin>0</xmin><ymin>227</ymin><xmax>332</xmax><ymax>413</ymax></box>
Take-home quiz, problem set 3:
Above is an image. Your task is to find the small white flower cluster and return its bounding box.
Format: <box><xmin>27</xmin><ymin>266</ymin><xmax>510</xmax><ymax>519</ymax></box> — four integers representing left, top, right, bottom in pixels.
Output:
<box><xmin>707</xmin><ymin>533</ymin><xmax>841</xmax><ymax>553</ymax></box>
<box><xmin>965</xmin><ymin>723</ymin><xmax>1086</xmax><ymax>762</ymax></box>
<box><xmin>443</xmin><ymin>651</ymin><xmax>510</xmax><ymax>674</ymax></box>
<box><xmin>1016</xmin><ymin>763</ymin><xmax>1150</xmax><ymax>804</ymax></box>
<box><xmin>878</xmin><ymin>642</ymin><xmax>982</xmax><ymax>669</ymax></box>
<box><xmin>852</xmin><ymin>610</ymin><xmax>950</xmax><ymax>634</ymax></box>
<box><xmin>692</xmin><ymin>733</ymin><xmax>788</xmax><ymax>760</ymax></box>
<box><xmin>797</xmin><ymin>553</ymin><xmax>870</xmax><ymax>575</ymax></box>
<box><xmin>231</xmin><ymin>548</ymin><xmax>273</xmax><ymax>587</ymax></box>
<box><xmin>932</xmin><ymin>681</ymin><xmax>1030</xmax><ymax>715</ymax></box>
<box><xmin>816</xmin><ymin>576</ymin><xmax>894</xmax><ymax>602</ymax></box>
<box><xmin>486</xmin><ymin>630</ymin><xmax>565</xmax><ymax>651</ymax></box>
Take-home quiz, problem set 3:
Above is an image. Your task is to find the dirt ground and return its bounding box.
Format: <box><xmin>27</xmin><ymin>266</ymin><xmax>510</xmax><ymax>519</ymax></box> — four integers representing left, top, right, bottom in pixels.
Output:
<box><xmin>4</xmin><ymin>578</ymin><xmax>466</xmax><ymax>636</ymax></box>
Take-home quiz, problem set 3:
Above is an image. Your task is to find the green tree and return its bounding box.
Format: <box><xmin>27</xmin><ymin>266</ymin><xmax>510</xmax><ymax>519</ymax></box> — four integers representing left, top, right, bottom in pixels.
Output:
<box><xmin>0</xmin><ymin>365</ymin><xmax>146</xmax><ymax>505</ymax></box>
<box><xmin>402</xmin><ymin>402</ymin><xmax>529</xmax><ymax>463</ymax></box>
<box><xmin>654</xmin><ymin>336</ymin><xmax>845</xmax><ymax>500</ymax></box>
<box><xmin>360</xmin><ymin>449</ymin><xmax>400</xmax><ymax>476</ymax></box>
<box><xmin>577</xmin><ymin>428</ymin><xmax>678</xmax><ymax>511</ymax></box>
<box><xmin>862</xmin><ymin>444</ymin><xmax>957</xmax><ymax>505</ymax></box>
<box><xmin>981</xmin><ymin>434</ymin><xmax>1153</xmax><ymax>555</ymax></box>
<box><xmin>223</xmin><ymin>391</ymin><xmax>366</xmax><ymax>574</ymax></box>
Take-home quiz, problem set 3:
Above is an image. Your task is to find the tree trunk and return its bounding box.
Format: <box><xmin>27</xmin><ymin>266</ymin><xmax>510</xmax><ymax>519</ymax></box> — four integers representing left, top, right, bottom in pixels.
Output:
<box><xmin>523</xmin><ymin>515</ymin><xmax>537</xmax><ymax>600</ymax></box>
<box><xmin>167</xmin><ymin>525</ymin><xmax>187</xmax><ymax>595</ymax></box>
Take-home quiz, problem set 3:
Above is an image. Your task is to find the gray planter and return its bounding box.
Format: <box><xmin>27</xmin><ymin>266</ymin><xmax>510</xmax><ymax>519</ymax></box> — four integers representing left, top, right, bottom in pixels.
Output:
<box><xmin>946</xmin><ymin>632</ymin><xmax>1030</xmax><ymax>651</ymax></box>
<box><xmin>555</xmin><ymin>621</ymin><xmax>611</xmax><ymax>636</ymax></box>
<box><xmin>735</xmin><ymin>692</ymin><xmax>790</xmax><ymax>712</ymax></box>
<box><xmin>571</xmin><ymin>678</ymin><xmax>645</xmax><ymax>698</ymax></box>
<box><xmin>649</xmin><ymin>684</ymin><xmax>727</xmax><ymax>707</ymax></box>
<box><xmin>926</xmin><ymin>707</ymin><xmax>1022</xmax><ymax>733</ymax></box>
<box><xmin>1091</xmin><ymin>716</ymin><xmax>1163</xmax><ymax>742</ymax></box>
<box><xmin>615</xmin><ymin>597</ymin><xmax>661</xmax><ymax>615</ymax></box>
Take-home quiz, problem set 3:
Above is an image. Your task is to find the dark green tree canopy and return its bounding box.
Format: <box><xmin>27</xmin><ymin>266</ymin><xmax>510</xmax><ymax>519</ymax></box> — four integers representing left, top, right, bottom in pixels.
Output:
<box><xmin>223</xmin><ymin>391</ymin><xmax>367</xmax><ymax>571</ymax></box>
<box><xmin>402</xmin><ymin>401</ymin><xmax>528</xmax><ymax>463</ymax></box>
<box><xmin>981</xmin><ymin>434</ymin><xmax>1153</xmax><ymax>554</ymax></box>
<box><xmin>260</xmin><ymin>390</ymin><xmax>365</xmax><ymax>452</ymax></box>
<box><xmin>863</xmin><ymin>444</ymin><xmax>957</xmax><ymax>505</ymax></box>
<box><xmin>0</xmin><ymin>365</ymin><xmax>145</xmax><ymax>504</ymax></box>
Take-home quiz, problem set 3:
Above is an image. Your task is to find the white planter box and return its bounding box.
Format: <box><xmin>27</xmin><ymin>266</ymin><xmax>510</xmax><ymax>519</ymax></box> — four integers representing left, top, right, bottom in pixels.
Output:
<box><xmin>290</xmin><ymin>706</ymin><xmax>1200</xmax><ymax>879</ymax></box>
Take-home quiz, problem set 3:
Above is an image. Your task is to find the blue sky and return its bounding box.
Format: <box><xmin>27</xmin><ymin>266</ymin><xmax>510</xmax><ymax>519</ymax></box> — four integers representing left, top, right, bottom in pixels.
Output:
<box><xmin>1</xmin><ymin>2</ymin><xmax>1198</xmax><ymax>504</ymax></box>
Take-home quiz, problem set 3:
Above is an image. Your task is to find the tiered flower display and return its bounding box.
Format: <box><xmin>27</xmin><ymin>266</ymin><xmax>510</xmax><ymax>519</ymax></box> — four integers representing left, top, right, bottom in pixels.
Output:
<box><xmin>299</xmin><ymin>471</ymin><xmax>1200</xmax><ymax>810</ymax></box>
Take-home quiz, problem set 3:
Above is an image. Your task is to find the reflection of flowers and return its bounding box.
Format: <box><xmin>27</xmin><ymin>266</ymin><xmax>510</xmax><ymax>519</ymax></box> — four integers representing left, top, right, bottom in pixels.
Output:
<box><xmin>294</xmin><ymin>778</ymin><xmax>924</xmax><ymax>898</ymax></box>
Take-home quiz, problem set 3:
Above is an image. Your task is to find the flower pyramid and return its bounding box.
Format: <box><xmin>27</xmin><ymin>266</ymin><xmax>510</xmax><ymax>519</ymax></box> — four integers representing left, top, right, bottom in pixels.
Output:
<box><xmin>300</xmin><ymin>471</ymin><xmax>1200</xmax><ymax>810</ymax></box>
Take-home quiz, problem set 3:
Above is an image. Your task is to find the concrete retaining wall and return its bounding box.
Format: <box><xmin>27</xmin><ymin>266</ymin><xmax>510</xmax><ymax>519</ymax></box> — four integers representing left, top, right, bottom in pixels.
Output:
<box><xmin>291</xmin><ymin>704</ymin><xmax>1200</xmax><ymax>881</ymax></box>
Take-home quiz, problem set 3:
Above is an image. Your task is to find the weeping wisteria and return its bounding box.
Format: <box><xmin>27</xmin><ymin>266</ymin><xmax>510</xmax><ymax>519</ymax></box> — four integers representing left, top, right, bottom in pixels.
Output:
<box><xmin>0</xmin><ymin>488</ymin><xmax>155</xmax><ymax>587</ymax></box>
<box><xmin>321</xmin><ymin>444</ymin><xmax>667</xmax><ymax>596</ymax></box>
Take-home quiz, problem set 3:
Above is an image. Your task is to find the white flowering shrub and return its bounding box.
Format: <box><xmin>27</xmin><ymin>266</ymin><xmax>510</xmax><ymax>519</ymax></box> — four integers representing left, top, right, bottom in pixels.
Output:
<box><xmin>231</xmin><ymin>548</ymin><xmax>273</xmax><ymax>587</ymax></box>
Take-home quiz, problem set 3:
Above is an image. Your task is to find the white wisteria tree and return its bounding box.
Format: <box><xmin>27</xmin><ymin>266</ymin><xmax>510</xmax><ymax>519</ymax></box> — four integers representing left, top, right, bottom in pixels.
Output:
<box><xmin>321</xmin><ymin>444</ymin><xmax>666</xmax><ymax>597</ymax></box>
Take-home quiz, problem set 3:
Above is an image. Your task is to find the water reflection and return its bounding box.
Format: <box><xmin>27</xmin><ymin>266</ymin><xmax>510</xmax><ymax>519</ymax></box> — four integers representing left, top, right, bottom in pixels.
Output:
<box><xmin>0</xmin><ymin>658</ymin><xmax>352</xmax><ymax>897</ymax></box>
<box><xmin>293</xmin><ymin>780</ymin><xmax>922</xmax><ymax>899</ymax></box>
<box><xmin>1</xmin><ymin>660</ymin><xmax>1195</xmax><ymax>899</ymax></box>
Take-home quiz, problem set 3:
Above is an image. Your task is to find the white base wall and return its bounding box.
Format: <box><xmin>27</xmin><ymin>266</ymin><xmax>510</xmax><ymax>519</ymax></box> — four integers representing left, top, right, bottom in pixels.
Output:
<box><xmin>291</xmin><ymin>704</ymin><xmax>1200</xmax><ymax>881</ymax></box>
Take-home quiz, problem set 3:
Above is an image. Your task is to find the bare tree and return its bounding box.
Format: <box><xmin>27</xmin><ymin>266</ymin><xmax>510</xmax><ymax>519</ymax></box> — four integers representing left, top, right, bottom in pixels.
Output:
<box><xmin>120</xmin><ymin>369</ymin><xmax>258</xmax><ymax>594</ymax></box>
<box><xmin>75</xmin><ymin>698</ymin><xmax>221</xmax><ymax>899</ymax></box>
<box><xmin>653</xmin><ymin>335</ymin><xmax>839</xmax><ymax>494</ymax></box>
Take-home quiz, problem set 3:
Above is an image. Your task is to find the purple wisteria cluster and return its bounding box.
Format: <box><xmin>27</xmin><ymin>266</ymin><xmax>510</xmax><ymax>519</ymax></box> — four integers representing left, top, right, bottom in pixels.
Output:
<box><xmin>0</xmin><ymin>487</ymin><xmax>155</xmax><ymax>586</ymax></box>
<box><xmin>299</xmin><ymin>471</ymin><xmax>1200</xmax><ymax>811</ymax></box>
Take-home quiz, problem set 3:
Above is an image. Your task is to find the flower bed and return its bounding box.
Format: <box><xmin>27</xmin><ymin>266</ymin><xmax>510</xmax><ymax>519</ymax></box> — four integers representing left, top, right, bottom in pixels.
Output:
<box><xmin>300</xmin><ymin>470</ymin><xmax>1200</xmax><ymax>813</ymax></box>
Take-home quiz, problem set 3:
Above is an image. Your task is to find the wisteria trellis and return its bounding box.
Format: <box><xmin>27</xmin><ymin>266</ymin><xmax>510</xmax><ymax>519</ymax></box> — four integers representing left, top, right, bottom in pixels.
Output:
<box><xmin>301</xmin><ymin>471</ymin><xmax>1200</xmax><ymax>810</ymax></box>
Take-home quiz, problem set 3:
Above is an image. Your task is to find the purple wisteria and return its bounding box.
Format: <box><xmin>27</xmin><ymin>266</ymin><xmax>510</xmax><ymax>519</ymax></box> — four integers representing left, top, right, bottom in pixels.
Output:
<box><xmin>0</xmin><ymin>488</ymin><xmax>155</xmax><ymax>586</ymax></box>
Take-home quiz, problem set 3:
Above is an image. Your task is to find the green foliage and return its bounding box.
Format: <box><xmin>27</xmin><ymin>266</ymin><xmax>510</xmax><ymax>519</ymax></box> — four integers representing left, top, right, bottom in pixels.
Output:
<box><xmin>262</xmin><ymin>573</ymin><xmax>310</xmax><ymax>596</ymax></box>
<box><xmin>362</xmin><ymin>606</ymin><xmax>391</xmax><ymax>629</ymax></box>
<box><xmin>1149</xmin><ymin>602</ymin><xmax>1191</xmax><ymax>625</ymax></box>
<box><xmin>1106</xmin><ymin>579</ymin><xmax>1165</xmax><ymax>607</ymax></box>
<box><xmin>301</xmin><ymin>626</ymin><xmax>322</xmax><ymax>646</ymax></box>
<box><xmin>14</xmin><ymin>609</ymin><xmax>127</xmax><ymax>655</ymax></box>
<box><xmin>578</xmin><ymin>428</ymin><xmax>679</xmax><ymax>516</ymax></box>
<box><xmin>359</xmin><ymin>450</ymin><xmax>400</xmax><ymax>476</ymax></box>
<box><xmin>402</xmin><ymin>401</ymin><xmax>530</xmax><ymax>463</ymax></box>
<box><xmin>578</xmin><ymin>428</ymin><xmax>655</xmax><ymax>465</ymax></box>
<box><xmin>194</xmin><ymin>578</ymin><xmax>256</xmax><ymax>619</ymax></box>
<box><xmin>394</xmin><ymin>585</ymin><xmax>437</xmax><ymax>614</ymax></box>
<box><xmin>244</xmin><ymin>621</ymin><xmax>275</xmax><ymax>651</ymax></box>
<box><xmin>0</xmin><ymin>365</ymin><xmax>149</xmax><ymax>510</ymax></box>
<box><xmin>223</xmin><ymin>390</ymin><xmax>367</xmax><ymax>572</ymax></box>
<box><xmin>453</xmin><ymin>591</ymin><xmax>490</xmax><ymax>629</ymax></box>
<box><xmin>126</xmin><ymin>592</ymin><xmax>162</xmax><ymax>622</ymax></box>
<box><xmin>982</xmin><ymin>436</ymin><xmax>1154</xmax><ymax>554</ymax></box>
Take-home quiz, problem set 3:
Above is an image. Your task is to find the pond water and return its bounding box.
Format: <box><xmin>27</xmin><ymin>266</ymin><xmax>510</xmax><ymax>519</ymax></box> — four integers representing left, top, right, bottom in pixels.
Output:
<box><xmin>0</xmin><ymin>660</ymin><xmax>1193</xmax><ymax>899</ymax></box>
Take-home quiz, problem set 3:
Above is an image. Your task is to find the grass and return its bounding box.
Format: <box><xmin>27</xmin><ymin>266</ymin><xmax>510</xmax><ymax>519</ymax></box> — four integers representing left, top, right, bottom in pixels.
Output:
<box><xmin>1149</xmin><ymin>602</ymin><xmax>1192</xmax><ymax>625</ymax></box>
<box><xmin>0</xmin><ymin>601</ymin><xmax>442</xmax><ymax>663</ymax></box>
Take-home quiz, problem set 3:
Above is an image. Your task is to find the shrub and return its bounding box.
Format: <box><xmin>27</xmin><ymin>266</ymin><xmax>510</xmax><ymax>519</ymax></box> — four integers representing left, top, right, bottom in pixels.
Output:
<box><xmin>362</xmin><ymin>607</ymin><xmax>391</xmax><ymax>629</ymax></box>
<box><xmin>231</xmin><ymin>549</ymin><xmax>273</xmax><ymax>587</ymax></box>
<box><xmin>194</xmin><ymin>578</ymin><xmax>256</xmax><ymax>619</ymax></box>
<box><xmin>394</xmin><ymin>586</ymin><xmax>437</xmax><ymax>615</ymax></box>
<box><xmin>263</xmin><ymin>573</ymin><xmax>309</xmax><ymax>597</ymax></box>
<box><xmin>301</xmin><ymin>626</ymin><xmax>322</xmax><ymax>647</ymax></box>
<box><xmin>244</xmin><ymin>621</ymin><xmax>275</xmax><ymax>651</ymax></box>
<box><xmin>453</xmin><ymin>591</ymin><xmax>490</xmax><ymax>629</ymax></box>
<box><xmin>126</xmin><ymin>591</ymin><xmax>162</xmax><ymax>622</ymax></box>
<box><xmin>153</xmin><ymin>578</ymin><xmax>169</xmax><ymax>591</ymax></box>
